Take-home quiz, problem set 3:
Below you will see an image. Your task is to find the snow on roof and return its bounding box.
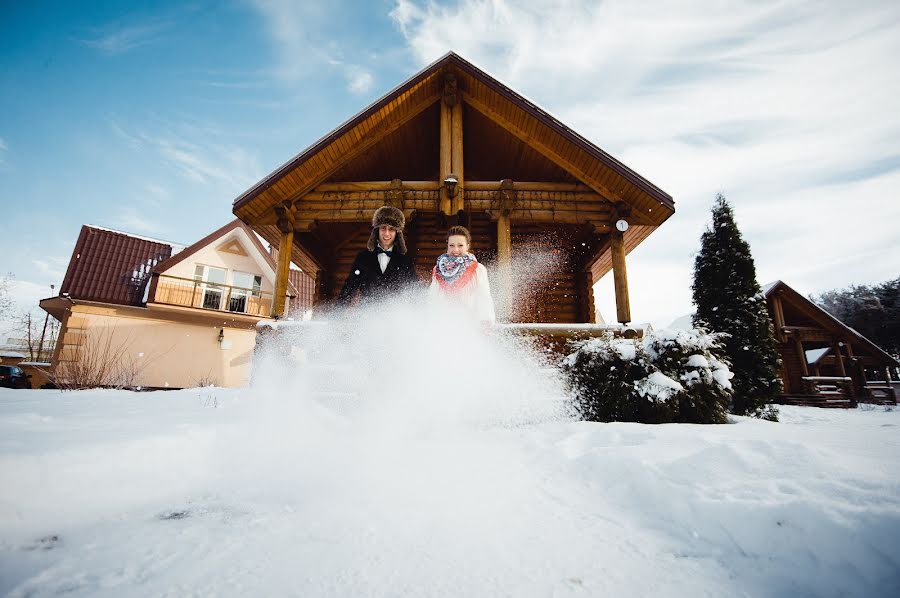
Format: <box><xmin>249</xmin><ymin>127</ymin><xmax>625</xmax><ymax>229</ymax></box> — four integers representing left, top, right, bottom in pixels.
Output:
<box><xmin>761</xmin><ymin>280</ymin><xmax>780</xmax><ymax>295</ymax></box>
<box><xmin>85</xmin><ymin>224</ymin><xmax>185</xmax><ymax>254</ymax></box>
<box><xmin>805</xmin><ymin>347</ymin><xmax>830</xmax><ymax>364</ymax></box>
<box><xmin>0</xmin><ymin>350</ymin><xmax>26</xmax><ymax>358</ymax></box>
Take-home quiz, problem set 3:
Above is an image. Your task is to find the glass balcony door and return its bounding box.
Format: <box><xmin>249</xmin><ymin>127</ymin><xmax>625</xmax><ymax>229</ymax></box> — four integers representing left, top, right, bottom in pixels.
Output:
<box><xmin>194</xmin><ymin>265</ymin><xmax>227</xmax><ymax>310</ymax></box>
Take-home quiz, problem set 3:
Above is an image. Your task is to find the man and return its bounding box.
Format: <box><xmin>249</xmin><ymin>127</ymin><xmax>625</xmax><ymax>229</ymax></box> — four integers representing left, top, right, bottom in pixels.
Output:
<box><xmin>336</xmin><ymin>206</ymin><xmax>418</xmax><ymax>306</ymax></box>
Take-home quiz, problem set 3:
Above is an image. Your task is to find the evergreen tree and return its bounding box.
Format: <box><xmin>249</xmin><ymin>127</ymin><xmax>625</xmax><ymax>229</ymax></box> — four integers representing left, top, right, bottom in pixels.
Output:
<box><xmin>692</xmin><ymin>194</ymin><xmax>782</xmax><ymax>416</ymax></box>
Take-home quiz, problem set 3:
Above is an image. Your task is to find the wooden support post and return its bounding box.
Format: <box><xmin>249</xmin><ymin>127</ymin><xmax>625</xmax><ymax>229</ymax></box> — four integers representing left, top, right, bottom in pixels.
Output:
<box><xmin>451</xmin><ymin>100</ymin><xmax>464</xmax><ymax>215</ymax></box>
<box><xmin>833</xmin><ymin>340</ymin><xmax>847</xmax><ymax>377</ymax></box>
<box><xmin>609</xmin><ymin>230</ymin><xmax>631</xmax><ymax>324</ymax></box>
<box><xmin>272</xmin><ymin>228</ymin><xmax>294</xmax><ymax>318</ymax></box>
<box><xmin>772</xmin><ymin>294</ymin><xmax>786</xmax><ymax>342</ymax></box>
<box><xmin>496</xmin><ymin>212</ymin><xmax>512</xmax><ymax>322</ymax></box>
<box><xmin>439</xmin><ymin>102</ymin><xmax>452</xmax><ymax>215</ymax></box>
<box><xmin>793</xmin><ymin>335</ymin><xmax>809</xmax><ymax>377</ymax></box>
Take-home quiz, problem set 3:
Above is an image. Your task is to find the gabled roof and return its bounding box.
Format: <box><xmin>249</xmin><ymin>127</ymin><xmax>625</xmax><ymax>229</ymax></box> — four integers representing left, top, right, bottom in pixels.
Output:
<box><xmin>232</xmin><ymin>52</ymin><xmax>674</xmax><ymax>228</ymax></box>
<box><xmin>764</xmin><ymin>280</ymin><xmax>899</xmax><ymax>366</ymax></box>
<box><xmin>150</xmin><ymin>219</ymin><xmax>300</xmax><ymax>297</ymax></box>
<box><xmin>59</xmin><ymin>225</ymin><xmax>176</xmax><ymax>306</ymax></box>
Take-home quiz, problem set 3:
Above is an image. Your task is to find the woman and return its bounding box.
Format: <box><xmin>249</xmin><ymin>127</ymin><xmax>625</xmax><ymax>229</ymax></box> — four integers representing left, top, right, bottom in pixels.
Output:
<box><xmin>428</xmin><ymin>225</ymin><xmax>496</xmax><ymax>325</ymax></box>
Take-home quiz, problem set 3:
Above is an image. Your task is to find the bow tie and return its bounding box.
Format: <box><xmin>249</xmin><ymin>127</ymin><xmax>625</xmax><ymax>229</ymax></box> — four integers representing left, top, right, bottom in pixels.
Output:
<box><xmin>376</xmin><ymin>247</ymin><xmax>393</xmax><ymax>257</ymax></box>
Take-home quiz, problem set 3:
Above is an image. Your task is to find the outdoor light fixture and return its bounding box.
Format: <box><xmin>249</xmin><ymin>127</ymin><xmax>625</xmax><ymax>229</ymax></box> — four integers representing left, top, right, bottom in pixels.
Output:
<box><xmin>615</xmin><ymin>218</ymin><xmax>629</xmax><ymax>232</ymax></box>
<box><xmin>218</xmin><ymin>328</ymin><xmax>225</xmax><ymax>343</ymax></box>
<box><xmin>443</xmin><ymin>174</ymin><xmax>459</xmax><ymax>198</ymax></box>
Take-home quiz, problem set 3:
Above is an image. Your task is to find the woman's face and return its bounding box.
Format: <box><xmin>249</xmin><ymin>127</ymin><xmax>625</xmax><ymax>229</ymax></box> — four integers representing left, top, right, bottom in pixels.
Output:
<box><xmin>447</xmin><ymin>234</ymin><xmax>469</xmax><ymax>257</ymax></box>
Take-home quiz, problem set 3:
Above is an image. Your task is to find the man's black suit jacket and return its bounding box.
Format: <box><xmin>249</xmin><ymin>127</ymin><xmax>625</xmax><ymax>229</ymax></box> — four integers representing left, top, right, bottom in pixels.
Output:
<box><xmin>336</xmin><ymin>249</ymin><xmax>419</xmax><ymax>306</ymax></box>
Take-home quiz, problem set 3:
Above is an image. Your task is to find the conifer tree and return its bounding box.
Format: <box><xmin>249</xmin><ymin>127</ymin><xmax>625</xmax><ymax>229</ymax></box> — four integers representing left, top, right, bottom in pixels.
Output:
<box><xmin>692</xmin><ymin>194</ymin><xmax>781</xmax><ymax>417</ymax></box>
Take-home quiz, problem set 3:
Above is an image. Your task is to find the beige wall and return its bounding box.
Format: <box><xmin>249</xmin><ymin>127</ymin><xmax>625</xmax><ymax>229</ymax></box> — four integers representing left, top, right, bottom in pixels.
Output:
<box><xmin>163</xmin><ymin>228</ymin><xmax>277</xmax><ymax>294</ymax></box>
<box><xmin>56</xmin><ymin>304</ymin><xmax>259</xmax><ymax>388</ymax></box>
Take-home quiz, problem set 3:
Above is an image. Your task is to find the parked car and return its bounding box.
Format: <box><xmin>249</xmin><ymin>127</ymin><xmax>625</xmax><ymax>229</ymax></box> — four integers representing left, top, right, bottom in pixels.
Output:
<box><xmin>0</xmin><ymin>365</ymin><xmax>32</xmax><ymax>389</ymax></box>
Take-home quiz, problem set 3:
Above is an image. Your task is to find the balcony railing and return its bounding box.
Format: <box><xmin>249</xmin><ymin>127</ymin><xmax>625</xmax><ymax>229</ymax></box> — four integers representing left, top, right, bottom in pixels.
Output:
<box><xmin>153</xmin><ymin>274</ymin><xmax>274</xmax><ymax>317</ymax></box>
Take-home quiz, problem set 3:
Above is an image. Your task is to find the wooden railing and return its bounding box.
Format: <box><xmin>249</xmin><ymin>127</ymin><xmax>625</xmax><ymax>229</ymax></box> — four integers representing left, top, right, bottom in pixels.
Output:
<box><xmin>153</xmin><ymin>274</ymin><xmax>274</xmax><ymax>317</ymax></box>
<box><xmin>801</xmin><ymin>376</ymin><xmax>854</xmax><ymax>399</ymax></box>
<box><xmin>861</xmin><ymin>383</ymin><xmax>897</xmax><ymax>404</ymax></box>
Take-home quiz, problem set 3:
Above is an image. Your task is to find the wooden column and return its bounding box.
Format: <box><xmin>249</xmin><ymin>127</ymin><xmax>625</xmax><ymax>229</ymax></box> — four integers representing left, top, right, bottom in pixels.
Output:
<box><xmin>609</xmin><ymin>230</ymin><xmax>631</xmax><ymax>324</ymax></box>
<box><xmin>833</xmin><ymin>339</ymin><xmax>847</xmax><ymax>377</ymax></box>
<box><xmin>439</xmin><ymin>102</ymin><xmax>452</xmax><ymax>215</ymax></box>
<box><xmin>450</xmin><ymin>101</ymin><xmax>464</xmax><ymax>214</ymax></box>
<box><xmin>793</xmin><ymin>335</ymin><xmax>809</xmax><ymax>377</ymax></box>
<box><xmin>496</xmin><ymin>212</ymin><xmax>512</xmax><ymax>322</ymax></box>
<box><xmin>272</xmin><ymin>228</ymin><xmax>294</xmax><ymax>318</ymax></box>
<box><xmin>772</xmin><ymin>294</ymin><xmax>786</xmax><ymax>341</ymax></box>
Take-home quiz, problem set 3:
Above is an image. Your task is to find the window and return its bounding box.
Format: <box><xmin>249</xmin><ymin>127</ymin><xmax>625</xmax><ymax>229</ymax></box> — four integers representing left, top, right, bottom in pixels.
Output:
<box><xmin>194</xmin><ymin>265</ymin><xmax>227</xmax><ymax>310</ymax></box>
<box><xmin>229</xmin><ymin>271</ymin><xmax>263</xmax><ymax>313</ymax></box>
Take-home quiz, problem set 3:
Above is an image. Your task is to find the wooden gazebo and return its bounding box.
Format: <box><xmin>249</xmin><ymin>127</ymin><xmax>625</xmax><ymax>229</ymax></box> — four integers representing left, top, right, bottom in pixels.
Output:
<box><xmin>764</xmin><ymin>280</ymin><xmax>898</xmax><ymax>405</ymax></box>
<box><xmin>232</xmin><ymin>53</ymin><xmax>674</xmax><ymax>325</ymax></box>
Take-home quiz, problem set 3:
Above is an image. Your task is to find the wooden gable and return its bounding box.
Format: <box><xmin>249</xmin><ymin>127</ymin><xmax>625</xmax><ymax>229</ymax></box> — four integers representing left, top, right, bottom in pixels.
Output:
<box><xmin>232</xmin><ymin>52</ymin><xmax>676</xmax><ymax>323</ymax></box>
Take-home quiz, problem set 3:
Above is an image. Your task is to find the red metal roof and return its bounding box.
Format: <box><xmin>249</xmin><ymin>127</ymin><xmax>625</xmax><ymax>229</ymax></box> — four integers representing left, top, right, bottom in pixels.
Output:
<box><xmin>59</xmin><ymin>226</ymin><xmax>174</xmax><ymax>306</ymax></box>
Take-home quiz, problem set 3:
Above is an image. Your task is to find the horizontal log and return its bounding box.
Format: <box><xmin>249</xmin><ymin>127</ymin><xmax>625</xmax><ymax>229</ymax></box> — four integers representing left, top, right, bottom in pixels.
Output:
<box><xmin>315</xmin><ymin>181</ymin><xmax>440</xmax><ymax>192</ymax></box>
<box><xmin>467</xmin><ymin>199</ymin><xmax>610</xmax><ymax>212</ymax></box>
<box><xmin>296</xmin><ymin>199</ymin><xmax>438</xmax><ymax>211</ymax></box>
<box><xmin>465</xmin><ymin>181</ymin><xmax>594</xmax><ymax>192</ymax></box>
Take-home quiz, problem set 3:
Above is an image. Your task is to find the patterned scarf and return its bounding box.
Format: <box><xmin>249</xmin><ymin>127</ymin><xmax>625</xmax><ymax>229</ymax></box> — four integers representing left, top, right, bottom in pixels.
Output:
<box><xmin>433</xmin><ymin>253</ymin><xmax>478</xmax><ymax>290</ymax></box>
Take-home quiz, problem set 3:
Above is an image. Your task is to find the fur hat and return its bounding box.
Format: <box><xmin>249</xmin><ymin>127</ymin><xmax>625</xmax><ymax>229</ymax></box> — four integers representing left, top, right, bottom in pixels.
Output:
<box><xmin>367</xmin><ymin>206</ymin><xmax>407</xmax><ymax>254</ymax></box>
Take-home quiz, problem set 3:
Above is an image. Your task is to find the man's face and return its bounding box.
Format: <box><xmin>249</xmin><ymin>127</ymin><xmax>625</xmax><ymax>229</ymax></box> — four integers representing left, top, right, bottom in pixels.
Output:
<box><xmin>379</xmin><ymin>225</ymin><xmax>397</xmax><ymax>248</ymax></box>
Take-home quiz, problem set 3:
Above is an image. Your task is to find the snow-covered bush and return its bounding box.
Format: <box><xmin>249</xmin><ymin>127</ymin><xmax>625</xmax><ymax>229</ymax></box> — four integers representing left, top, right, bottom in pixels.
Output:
<box><xmin>563</xmin><ymin>328</ymin><xmax>734</xmax><ymax>424</ymax></box>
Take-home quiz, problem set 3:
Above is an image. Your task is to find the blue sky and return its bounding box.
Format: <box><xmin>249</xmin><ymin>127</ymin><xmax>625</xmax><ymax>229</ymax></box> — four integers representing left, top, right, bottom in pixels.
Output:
<box><xmin>2</xmin><ymin>0</ymin><xmax>899</xmax><ymax>329</ymax></box>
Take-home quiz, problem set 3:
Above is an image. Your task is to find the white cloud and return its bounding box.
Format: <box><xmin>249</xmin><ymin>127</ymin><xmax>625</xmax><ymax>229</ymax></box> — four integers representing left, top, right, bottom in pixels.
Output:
<box><xmin>109</xmin><ymin>120</ymin><xmax>263</xmax><ymax>193</ymax></box>
<box><xmin>346</xmin><ymin>66</ymin><xmax>374</xmax><ymax>94</ymax></box>
<box><xmin>30</xmin><ymin>256</ymin><xmax>69</xmax><ymax>284</ymax></box>
<box><xmin>250</xmin><ymin>0</ymin><xmax>376</xmax><ymax>92</ymax></box>
<box><xmin>80</xmin><ymin>19</ymin><xmax>170</xmax><ymax>55</ymax></box>
<box><xmin>112</xmin><ymin>206</ymin><xmax>162</xmax><ymax>235</ymax></box>
<box><xmin>0</xmin><ymin>136</ymin><xmax>7</xmax><ymax>163</ymax></box>
<box><xmin>391</xmin><ymin>0</ymin><xmax>900</xmax><ymax>327</ymax></box>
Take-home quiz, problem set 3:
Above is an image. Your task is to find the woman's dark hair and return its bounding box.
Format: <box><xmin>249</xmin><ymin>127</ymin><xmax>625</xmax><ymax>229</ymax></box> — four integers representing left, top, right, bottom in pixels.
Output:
<box><xmin>447</xmin><ymin>225</ymin><xmax>472</xmax><ymax>246</ymax></box>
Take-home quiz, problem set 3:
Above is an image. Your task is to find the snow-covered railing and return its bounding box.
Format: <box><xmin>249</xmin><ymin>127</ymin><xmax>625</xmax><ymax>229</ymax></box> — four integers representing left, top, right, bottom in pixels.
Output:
<box><xmin>254</xmin><ymin>320</ymin><xmax>650</xmax><ymax>355</ymax></box>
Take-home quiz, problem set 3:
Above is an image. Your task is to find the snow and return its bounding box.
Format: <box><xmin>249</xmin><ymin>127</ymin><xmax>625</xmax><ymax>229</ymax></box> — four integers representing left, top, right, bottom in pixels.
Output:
<box><xmin>2</xmin><ymin>298</ymin><xmax>900</xmax><ymax>596</ymax></box>
<box><xmin>635</xmin><ymin>371</ymin><xmax>684</xmax><ymax>401</ymax></box>
<box><xmin>1</xmin><ymin>389</ymin><xmax>900</xmax><ymax>596</ymax></box>
<box><xmin>686</xmin><ymin>354</ymin><xmax>711</xmax><ymax>368</ymax></box>
<box><xmin>806</xmin><ymin>347</ymin><xmax>830</xmax><ymax>364</ymax></box>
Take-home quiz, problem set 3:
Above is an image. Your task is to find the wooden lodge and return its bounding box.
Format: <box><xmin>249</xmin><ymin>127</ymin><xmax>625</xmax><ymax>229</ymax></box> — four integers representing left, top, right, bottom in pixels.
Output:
<box><xmin>232</xmin><ymin>52</ymin><xmax>675</xmax><ymax>326</ymax></box>
<box><xmin>764</xmin><ymin>280</ymin><xmax>899</xmax><ymax>407</ymax></box>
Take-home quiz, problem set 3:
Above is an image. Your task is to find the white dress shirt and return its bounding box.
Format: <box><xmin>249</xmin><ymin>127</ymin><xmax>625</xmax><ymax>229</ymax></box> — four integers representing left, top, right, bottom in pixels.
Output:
<box><xmin>377</xmin><ymin>244</ymin><xmax>393</xmax><ymax>273</ymax></box>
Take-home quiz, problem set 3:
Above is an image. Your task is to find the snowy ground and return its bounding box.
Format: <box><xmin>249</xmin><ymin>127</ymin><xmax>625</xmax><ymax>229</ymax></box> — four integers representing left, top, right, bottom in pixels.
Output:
<box><xmin>1</xmin><ymin>385</ymin><xmax>899</xmax><ymax>597</ymax></box>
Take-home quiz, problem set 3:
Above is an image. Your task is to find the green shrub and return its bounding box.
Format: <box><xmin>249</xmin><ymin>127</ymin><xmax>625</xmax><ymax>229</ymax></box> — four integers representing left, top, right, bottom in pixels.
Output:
<box><xmin>564</xmin><ymin>328</ymin><xmax>733</xmax><ymax>424</ymax></box>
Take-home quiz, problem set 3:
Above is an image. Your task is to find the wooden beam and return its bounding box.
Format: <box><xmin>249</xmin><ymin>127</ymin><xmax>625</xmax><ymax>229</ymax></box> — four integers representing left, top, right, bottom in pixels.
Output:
<box><xmin>451</xmin><ymin>100</ymin><xmax>464</xmax><ymax>214</ymax></box>
<box><xmin>772</xmin><ymin>293</ymin><xmax>786</xmax><ymax>342</ymax></box>
<box><xmin>794</xmin><ymin>335</ymin><xmax>809</xmax><ymax>377</ymax></box>
<box><xmin>315</xmin><ymin>181</ymin><xmax>439</xmax><ymax>192</ymax></box>
<box><xmin>833</xmin><ymin>340</ymin><xmax>847</xmax><ymax>377</ymax></box>
<box><xmin>273</xmin><ymin>228</ymin><xmax>294</xmax><ymax>318</ymax></box>
<box><xmin>465</xmin><ymin>181</ymin><xmax>595</xmax><ymax>192</ymax></box>
<box><xmin>464</xmin><ymin>93</ymin><xmax>656</xmax><ymax>227</ymax></box>
<box><xmin>496</xmin><ymin>211</ymin><xmax>512</xmax><ymax>322</ymax></box>
<box><xmin>440</xmin><ymin>100</ymin><xmax>452</xmax><ymax>215</ymax></box>
<box><xmin>296</xmin><ymin>198</ymin><xmax>438</xmax><ymax>211</ymax></box>
<box><xmin>609</xmin><ymin>229</ymin><xmax>631</xmax><ymax>324</ymax></box>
